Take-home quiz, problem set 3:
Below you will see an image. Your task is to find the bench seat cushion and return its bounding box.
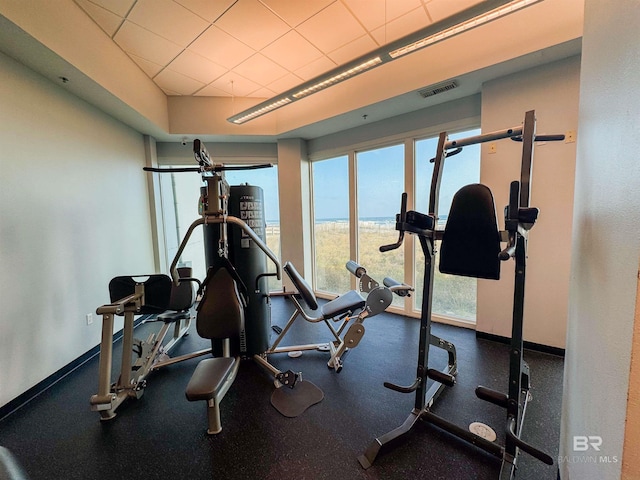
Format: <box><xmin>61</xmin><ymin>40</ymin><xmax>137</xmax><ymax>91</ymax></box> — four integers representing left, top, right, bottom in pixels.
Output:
<box><xmin>321</xmin><ymin>290</ymin><xmax>365</xmax><ymax>319</ymax></box>
<box><xmin>185</xmin><ymin>357</ymin><xmax>237</xmax><ymax>401</ymax></box>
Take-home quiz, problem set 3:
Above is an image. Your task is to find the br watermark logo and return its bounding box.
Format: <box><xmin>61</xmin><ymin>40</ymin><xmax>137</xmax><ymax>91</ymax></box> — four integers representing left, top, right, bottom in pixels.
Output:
<box><xmin>558</xmin><ymin>436</ymin><xmax>619</xmax><ymax>464</ymax></box>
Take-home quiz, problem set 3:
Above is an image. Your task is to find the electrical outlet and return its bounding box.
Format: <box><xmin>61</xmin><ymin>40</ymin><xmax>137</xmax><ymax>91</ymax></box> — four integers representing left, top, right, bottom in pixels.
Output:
<box><xmin>488</xmin><ymin>143</ymin><xmax>497</xmax><ymax>154</ymax></box>
<box><xmin>565</xmin><ymin>130</ymin><xmax>576</xmax><ymax>143</ymax></box>
<box><xmin>86</xmin><ymin>313</ymin><xmax>93</xmax><ymax>325</ymax></box>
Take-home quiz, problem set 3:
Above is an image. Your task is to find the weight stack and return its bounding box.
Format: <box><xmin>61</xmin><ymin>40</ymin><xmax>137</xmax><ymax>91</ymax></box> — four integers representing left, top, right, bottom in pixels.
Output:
<box><xmin>203</xmin><ymin>184</ymin><xmax>271</xmax><ymax>357</ymax></box>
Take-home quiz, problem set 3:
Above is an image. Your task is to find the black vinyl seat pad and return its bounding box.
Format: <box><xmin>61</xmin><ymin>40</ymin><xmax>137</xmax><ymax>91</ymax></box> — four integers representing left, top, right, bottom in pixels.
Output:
<box><xmin>321</xmin><ymin>290</ymin><xmax>366</xmax><ymax>319</ymax></box>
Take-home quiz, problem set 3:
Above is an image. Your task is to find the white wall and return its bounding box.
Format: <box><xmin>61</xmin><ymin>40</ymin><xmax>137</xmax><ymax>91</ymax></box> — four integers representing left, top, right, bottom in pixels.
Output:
<box><xmin>560</xmin><ymin>1</ymin><xmax>640</xmax><ymax>478</ymax></box>
<box><xmin>477</xmin><ymin>56</ymin><xmax>581</xmax><ymax>349</ymax></box>
<box><xmin>0</xmin><ymin>51</ymin><xmax>155</xmax><ymax>407</ymax></box>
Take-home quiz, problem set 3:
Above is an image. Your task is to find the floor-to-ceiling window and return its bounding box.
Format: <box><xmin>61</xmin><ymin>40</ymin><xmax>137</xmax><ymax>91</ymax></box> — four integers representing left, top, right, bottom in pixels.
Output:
<box><xmin>312</xmin><ymin>155</ymin><xmax>350</xmax><ymax>294</ymax></box>
<box><xmin>356</xmin><ymin>144</ymin><xmax>405</xmax><ymax>306</ymax></box>
<box><xmin>311</xmin><ymin>126</ymin><xmax>481</xmax><ymax>323</ymax></box>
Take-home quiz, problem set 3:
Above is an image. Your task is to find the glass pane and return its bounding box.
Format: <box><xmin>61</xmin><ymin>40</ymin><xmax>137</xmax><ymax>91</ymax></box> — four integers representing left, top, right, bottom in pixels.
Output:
<box><xmin>225</xmin><ymin>166</ymin><xmax>281</xmax><ymax>291</ymax></box>
<box><xmin>414</xmin><ymin>129</ymin><xmax>481</xmax><ymax>321</ymax></box>
<box><xmin>357</xmin><ymin>144</ymin><xmax>404</xmax><ymax>306</ymax></box>
<box><xmin>312</xmin><ymin>156</ymin><xmax>351</xmax><ymax>294</ymax></box>
<box><xmin>164</xmin><ymin>170</ymin><xmax>207</xmax><ymax>280</ymax></box>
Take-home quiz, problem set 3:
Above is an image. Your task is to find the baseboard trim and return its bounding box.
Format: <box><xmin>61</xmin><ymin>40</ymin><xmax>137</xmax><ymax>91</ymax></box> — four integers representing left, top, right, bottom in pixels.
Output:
<box><xmin>0</xmin><ymin>315</ymin><xmax>152</xmax><ymax>422</ymax></box>
<box><xmin>475</xmin><ymin>331</ymin><xmax>565</xmax><ymax>357</ymax></box>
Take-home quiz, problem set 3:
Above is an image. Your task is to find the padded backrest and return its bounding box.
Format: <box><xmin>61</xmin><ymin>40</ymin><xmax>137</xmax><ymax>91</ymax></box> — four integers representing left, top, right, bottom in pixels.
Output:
<box><xmin>283</xmin><ymin>262</ymin><xmax>318</xmax><ymax>311</ymax></box>
<box><xmin>196</xmin><ymin>267</ymin><xmax>244</xmax><ymax>340</ymax></box>
<box><xmin>108</xmin><ymin>274</ymin><xmax>172</xmax><ymax>314</ymax></box>
<box><xmin>439</xmin><ymin>183</ymin><xmax>501</xmax><ymax>280</ymax></box>
<box><xmin>167</xmin><ymin>267</ymin><xmax>195</xmax><ymax>311</ymax></box>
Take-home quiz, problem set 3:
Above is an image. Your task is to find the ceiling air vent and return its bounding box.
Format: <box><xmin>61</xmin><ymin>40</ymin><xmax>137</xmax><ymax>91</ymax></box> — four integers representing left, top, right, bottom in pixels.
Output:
<box><xmin>418</xmin><ymin>80</ymin><xmax>458</xmax><ymax>98</ymax></box>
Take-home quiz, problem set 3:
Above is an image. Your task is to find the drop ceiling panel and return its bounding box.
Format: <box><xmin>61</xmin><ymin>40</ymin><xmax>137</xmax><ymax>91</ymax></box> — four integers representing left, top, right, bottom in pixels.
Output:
<box><xmin>261</xmin><ymin>30</ymin><xmax>324</xmax><ymax>72</ymax></box>
<box><xmin>167</xmin><ymin>50</ymin><xmax>227</xmax><ymax>84</ymax></box>
<box><xmin>126</xmin><ymin>0</ymin><xmax>210</xmax><ymax>47</ymax></box>
<box><xmin>195</xmin><ymin>84</ymin><xmax>232</xmax><ymax>97</ymax></box>
<box><xmin>174</xmin><ymin>0</ymin><xmax>237</xmax><ymax>22</ymax></box>
<box><xmin>294</xmin><ymin>55</ymin><xmax>338</xmax><ymax>81</ymax></box>
<box><xmin>129</xmin><ymin>53</ymin><xmax>164</xmax><ymax>77</ymax></box>
<box><xmin>234</xmin><ymin>53</ymin><xmax>289</xmax><ymax>86</ymax></box>
<box><xmin>188</xmin><ymin>26</ymin><xmax>255</xmax><ymax>69</ymax></box>
<box><xmin>207</xmin><ymin>71</ymin><xmax>261</xmax><ymax>96</ymax></box>
<box><xmin>327</xmin><ymin>34</ymin><xmax>378</xmax><ymax>64</ymax></box>
<box><xmin>215</xmin><ymin>0</ymin><xmax>290</xmax><ymax>51</ymax></box>
<box><xmin>296</xmin><ymin>2</ymin><xmax>367</xmax><ymax>53</ymax></box>
<box><xmin>75</xmin><ymin>0</ymin><xmax>123</xmax><ymax>37</ymax></box>
<box><xmin>267</xmin><ymin>72</ymin><xmax>305</xmax><ymax>94</ymax></box>
<box><xmin>260</xmin><ymin>0</ymin><xmax>335</xmax><ymax>27</ymax></box>
<box><xmin>343</xmin><ymin>0</ymin><xmax>423</xmax><ymax>32</ymax></box>
<box><xmin>86</xmin><ymin>0</ymin><xmax>135</xmax><ymax>17</ymax></box>
<box><xmin>426</xmin><ymin>0</ymin><xmax>484</xmax><ymax>22</ymax></box>
<box><xmin>114</xmin><ymin>21</ymin><xmax>183</xmax><ymax>65</ymax></box>
<box><xmin>155</xmin><ymin>68</ymin><xmax>205</xmax><ymax>95</ymax></box>
<box><xmin>371</xmin><ymin>6</ymin><xmax>432</xmax><ymax>45</ymax></box>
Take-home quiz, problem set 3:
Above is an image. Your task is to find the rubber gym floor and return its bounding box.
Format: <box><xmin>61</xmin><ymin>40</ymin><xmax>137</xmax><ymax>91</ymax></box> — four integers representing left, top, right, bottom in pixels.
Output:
<box><xmin>0</xmin><ymin>296</ymin><xmax>563</xmax><ymax>480</ymax></box>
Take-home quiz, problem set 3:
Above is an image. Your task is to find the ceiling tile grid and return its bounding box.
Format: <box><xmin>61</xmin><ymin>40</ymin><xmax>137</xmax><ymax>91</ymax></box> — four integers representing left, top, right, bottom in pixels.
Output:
<box><xmin>74</xmin><ymin>0</ymin><xmax>482</xmax><ymax>98</ymax></box>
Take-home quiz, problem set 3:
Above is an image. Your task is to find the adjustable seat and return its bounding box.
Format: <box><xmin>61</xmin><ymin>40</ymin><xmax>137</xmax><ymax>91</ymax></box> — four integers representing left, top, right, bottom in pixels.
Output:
<box><xmin>185</xmin><ymin>266</ymin><xmax>244</xmax><ymax>434</ymax></box>
<box><xmin>283</xmin><ymin>261</ymin><xmax>365</xmax><ymax>322</ymax></box>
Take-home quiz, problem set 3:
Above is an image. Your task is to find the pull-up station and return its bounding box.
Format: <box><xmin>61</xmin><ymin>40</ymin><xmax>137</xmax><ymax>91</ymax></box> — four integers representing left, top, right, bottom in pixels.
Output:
<box><xmin>359</xmin><ymin>110</ymin><xmax>564</xmax><ymax>479</ymax></box>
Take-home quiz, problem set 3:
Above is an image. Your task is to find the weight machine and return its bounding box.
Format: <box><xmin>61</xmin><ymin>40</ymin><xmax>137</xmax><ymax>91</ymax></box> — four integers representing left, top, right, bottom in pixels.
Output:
<box><xmin>264</xmin><ymin>260</ymin><xmax>413</xmax><ymax>374</ymax></box>
<box><xmin>89</xmin><ymin>268</ymin><xmax>204</xmax><ymax>420</ymax></box>
<box><xmin>89</xmin><ymin>140</ymin><xmax>285</xmax><ymax>422</ymax></box>
<box><xmin>359</xmin><ymin>110</ymin><xmax>564</xmax><ymax>479</ymax></box>
<box><xmin>89</xmin><ymin>137</ymin><xmax>414</xmax><ymax>430</ymax></box>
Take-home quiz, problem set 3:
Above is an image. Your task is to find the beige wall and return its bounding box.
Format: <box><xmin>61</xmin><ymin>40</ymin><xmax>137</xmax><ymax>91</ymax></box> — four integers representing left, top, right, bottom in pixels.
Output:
<box><xmin>277</xmin><ymin>139</ymin><xmax>312</xmax><ymax>289</ymax></box>
<box><xmin>0</xmin><ymin>51</ymin><xmax>155</xmax><ymax>407</ymax></box>
<box><xmin>477</xmin><ymin>56</ymin><xmax>580</xmax><ymax>349</ymax></box>
<box><xmin>622</xmin><ymin>265</ymin><xmax>640</xmax><ymax>478</ymax></box>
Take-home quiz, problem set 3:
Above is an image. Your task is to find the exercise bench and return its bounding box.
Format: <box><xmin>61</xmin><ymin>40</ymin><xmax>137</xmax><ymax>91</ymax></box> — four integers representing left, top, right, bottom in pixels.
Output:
<box><xmin>266</xmin><ymin>261</ymin><xmax>410</xmax><ymax>372</ymax></box>
<box><xmin>185</xmin><ymin>265</ymin><xmax>244</xmax><ymax>434</ymax></box>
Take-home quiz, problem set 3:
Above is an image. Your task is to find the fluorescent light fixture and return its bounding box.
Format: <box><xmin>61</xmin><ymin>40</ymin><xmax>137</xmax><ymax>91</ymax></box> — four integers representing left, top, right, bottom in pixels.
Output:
<box><xmin>292</xmin><ymin>57</ymin><xmax>383</xmax><ymax>99</ymax></box>
<box><xmin>230</xmin><ymin>97</ymin><xmax>292</xmax><ymax>124</ymax></box>
<box><xmin>389</xmin><ymin>0</ymin><xmax>541</xmax><ymax>59</ymax></box>
<box><xmin>227</xmin><ymin>0</ymin><xmax>543</xmax><ymax>125</ymax></box>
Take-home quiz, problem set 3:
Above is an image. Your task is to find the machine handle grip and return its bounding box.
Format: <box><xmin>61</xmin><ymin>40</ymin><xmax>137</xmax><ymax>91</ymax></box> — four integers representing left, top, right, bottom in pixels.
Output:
<box><xmin>143</xmin><ymin>166</ymin><xmax>201</xmax><ymax>173</ymax></box>
<box><xmin>427</xmin><ymin>369</ymin><xmax>455</xmax><ymax>387</ymax></box>
<box><xmin>380</xmin><ymin>193</ymin><xmax>407</xmax><ymax>252</ymax></box>
<box><xmin>506</xmin><ymin>417</ymin><xmax>554</xmax><ymax>465</ymax></box>
<box><xmin>510</xmin><ymin>133</ymin><xmax>565</xmax><ymax>143</ymax></box>
<box><xmin>475</xmin><ymin>386</ymin><xmax>508</xmax><ymax>408</ymax></box>
<box><xmin>498</xmin><ymin>243</ymin><xmax>516</xmax><ymax>261</ymax></box>
<box><xmin>383</xmin><ymin>378</ymin><xmax>421</xmax><ymax>394</ymax></box>
<box><xmin>346</xmin><ymin>260</ymin><xmax>367</xmax><ymax>278</ymax></box>
<box><xmin>380</xmin><ymin>240</ymin><xmax>402</xmax><ymax>252</ymax></box>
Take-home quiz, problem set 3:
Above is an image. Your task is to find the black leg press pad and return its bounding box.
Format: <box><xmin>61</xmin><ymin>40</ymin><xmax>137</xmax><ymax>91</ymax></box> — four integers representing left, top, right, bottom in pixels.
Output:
<box><xmin>185</xmin><ymin>357</ymin><xmax>237</xmax><ymax>401</ymax></box>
